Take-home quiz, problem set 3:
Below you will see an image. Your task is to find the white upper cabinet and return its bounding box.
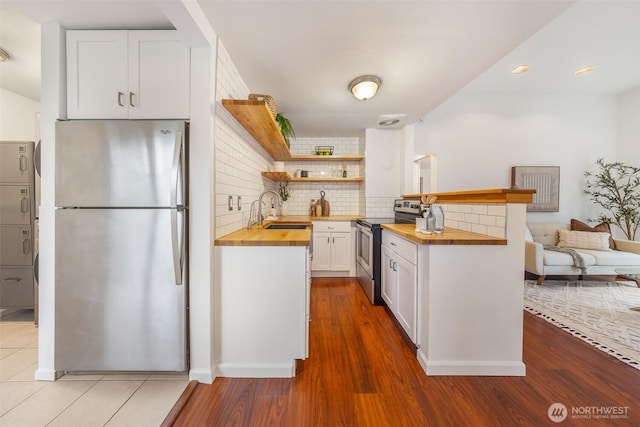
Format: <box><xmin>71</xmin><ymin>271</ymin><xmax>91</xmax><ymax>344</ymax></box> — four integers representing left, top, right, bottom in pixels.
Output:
<box><xmin>66</xmin><ymin>30</ymin><xmax>190</xmax><ymax>119</ymax></box>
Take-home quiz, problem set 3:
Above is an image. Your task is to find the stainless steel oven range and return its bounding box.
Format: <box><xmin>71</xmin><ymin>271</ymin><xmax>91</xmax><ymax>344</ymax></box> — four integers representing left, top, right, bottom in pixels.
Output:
<box><xmin>356</xmin><ymin>199</ymin><xmax>423</xmax><ymax>305</ymax></box>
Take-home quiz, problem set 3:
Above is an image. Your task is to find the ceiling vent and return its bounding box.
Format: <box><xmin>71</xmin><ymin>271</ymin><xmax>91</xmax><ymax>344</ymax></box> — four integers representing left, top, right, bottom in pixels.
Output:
<box><xmin>376</xmin><ymin>114</ymin><xmax>407</xmax><ymax>128</ymax></box>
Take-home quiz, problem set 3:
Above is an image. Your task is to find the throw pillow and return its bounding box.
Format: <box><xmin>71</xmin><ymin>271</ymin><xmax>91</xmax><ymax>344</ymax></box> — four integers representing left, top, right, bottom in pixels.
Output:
<box><xmin>557</xmin><ymin>229</ymin><xmax>612</xmax><ymax>251</ymax></box>
<box><xmin>570</xmin><ymin>219</ymin><xmax>616</xmax><ymax>249</ymax></box>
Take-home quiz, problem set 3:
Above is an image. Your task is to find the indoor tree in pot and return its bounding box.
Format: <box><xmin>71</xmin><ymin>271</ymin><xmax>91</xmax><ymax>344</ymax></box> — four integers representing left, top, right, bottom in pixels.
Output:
<box><xmin>584</xmin><ymin>158</ymin><xmax>640</xmax><ymax>241</ymax></box>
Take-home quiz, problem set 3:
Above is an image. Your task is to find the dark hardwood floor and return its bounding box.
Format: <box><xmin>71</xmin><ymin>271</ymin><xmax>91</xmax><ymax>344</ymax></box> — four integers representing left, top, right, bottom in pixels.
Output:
<box><xmin>165</xmin><ymin>278</ymin><xmax>640</xmax><ymax>426</ymax></box>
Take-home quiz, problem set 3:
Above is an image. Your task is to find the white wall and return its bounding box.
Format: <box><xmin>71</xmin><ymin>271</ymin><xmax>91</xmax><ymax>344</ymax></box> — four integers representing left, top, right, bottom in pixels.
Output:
<box><xmin>617</xmin><ymin>87</ymin><xmax>640</xmax><ymax>166</ymax></box>
<box><xmin>0</xmin><ymin>88</ymin><xmax>40</xmax><ymax>140</ymax></box>
<box><xmin>415</xmin><ymin>93</ymin><xmax>618</xmax><ymax>224</ymax></box>
<box><xmin>365</xmin><ymin>128</ymin><xmax>404</xmax><ymax>217</ymax></box>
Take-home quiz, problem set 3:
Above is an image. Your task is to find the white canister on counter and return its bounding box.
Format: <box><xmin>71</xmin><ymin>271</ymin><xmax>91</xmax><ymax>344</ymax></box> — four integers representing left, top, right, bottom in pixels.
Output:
<box><xmin>274</xmin><ymin>161</ymin><xmax>285</xmax><ymax>172</ymax></box>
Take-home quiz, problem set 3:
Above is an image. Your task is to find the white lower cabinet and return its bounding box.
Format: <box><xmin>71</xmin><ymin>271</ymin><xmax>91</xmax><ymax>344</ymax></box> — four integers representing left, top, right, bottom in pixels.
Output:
<box><xmin>381</xmin><ymin>230</ymin><xmax>418</xmax><ymax>343</ymax></box>
<box><xmin>312</xmin><ymin>221</ymin><xmax>354</xmax><ymax>274</ymax></box>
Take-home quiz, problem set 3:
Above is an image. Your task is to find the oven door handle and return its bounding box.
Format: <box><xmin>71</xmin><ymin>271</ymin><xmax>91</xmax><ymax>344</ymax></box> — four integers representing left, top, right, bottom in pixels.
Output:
<box><xmin>356</xmin><ymin>223</ymin><xmax>373</xmax><ymax>237</ymax></box>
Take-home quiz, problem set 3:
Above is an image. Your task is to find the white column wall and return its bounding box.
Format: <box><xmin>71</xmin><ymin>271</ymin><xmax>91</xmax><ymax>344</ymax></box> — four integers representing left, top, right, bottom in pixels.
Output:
<box><xmin>35</xmin><ymin>22</ymin><xmax>65</xmax><ymax>381</ymax></box>
<box><xmin>0</xmin><ymin>89</ymin><xmax>40</xmax><ymax>140</ymax></box>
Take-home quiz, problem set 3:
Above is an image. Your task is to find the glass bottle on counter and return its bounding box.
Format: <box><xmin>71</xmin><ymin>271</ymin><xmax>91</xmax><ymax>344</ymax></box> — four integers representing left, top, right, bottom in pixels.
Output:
<box><xmin>432</xmin><ymin>204</ymin><xmax>444</xmax><ymax>233</ymax></box>
<box><xmin>425</xmin><ymin>206</ymin><xmax>435</xmax><ymax>232</ymax></box>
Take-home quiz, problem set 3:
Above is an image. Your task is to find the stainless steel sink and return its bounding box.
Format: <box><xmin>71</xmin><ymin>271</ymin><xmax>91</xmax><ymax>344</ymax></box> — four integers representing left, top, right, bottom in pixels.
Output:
<box><xmin>264</xmin><ymin>223</ymin><xmax>309</xmax><ymax>230</ymax></box>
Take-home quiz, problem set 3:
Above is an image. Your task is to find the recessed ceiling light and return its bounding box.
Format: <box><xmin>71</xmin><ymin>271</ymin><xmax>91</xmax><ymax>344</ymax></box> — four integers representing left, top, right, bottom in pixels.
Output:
<box><xmin>511</xmin><ymin>65</ymin><xmax>529</xmax><ymax>74</ymax></box>
<box><xmin>0</xmin><ymin>47</ymin><xmax>11</xmax><ymax>62</ymax></box>
<box><xmin>575</xmin><ymin>66</ymin><xmax>595</xmax><ymax>76</ymax></box>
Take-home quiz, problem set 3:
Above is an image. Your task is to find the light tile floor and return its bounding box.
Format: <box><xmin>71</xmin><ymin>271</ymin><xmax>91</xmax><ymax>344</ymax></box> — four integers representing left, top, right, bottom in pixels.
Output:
<box><xmin>0</xmin><ymin>310</ymin><xmax>188</xmax><ymax>427</ymax></box>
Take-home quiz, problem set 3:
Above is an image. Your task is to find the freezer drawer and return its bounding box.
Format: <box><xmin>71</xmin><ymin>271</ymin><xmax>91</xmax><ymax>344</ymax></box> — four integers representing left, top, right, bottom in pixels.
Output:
<box><xmin>55</xmin><ymin>120</ymin><xmax>186</xmax><ymax>208</ymax></box>
<box><xmin>0</xmin><ymin>185</ymin><xmax>32</xmax><ymax>225</ymax></box>
<box><xmin>0</xmin><ymin>268</ymin><xmax>34</xmax><ymax>308</ymax></box>
<box><xmin>0</xmin><ymin>226</ymin><xmax>32</xmax><ymax>266</ymax></box>
<box><xmin>55</xmin><ymin>208</ymin><xmax>187</xmax><ymax>372</ymax></box>
<box><xmin>0</xmin><ymin>141</ymin><xmax>33</xmax><ymax>183</ymax></box>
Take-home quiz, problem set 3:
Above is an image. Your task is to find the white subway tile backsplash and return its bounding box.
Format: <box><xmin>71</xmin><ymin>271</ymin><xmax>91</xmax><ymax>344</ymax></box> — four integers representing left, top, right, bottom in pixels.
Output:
<box><xmin>487</xmin><ymin>205</ymin><xmax>507</xmax><ymax>216</ymax></box>
<box><xmin>472</xmin><ymin>205</ymin><xmax>488</xmax><ymax>215</ymax></box>
<box><xmin>441</xmin><ymin>203</ymin><xmax>506</xmax><ymax>238</ymax></box>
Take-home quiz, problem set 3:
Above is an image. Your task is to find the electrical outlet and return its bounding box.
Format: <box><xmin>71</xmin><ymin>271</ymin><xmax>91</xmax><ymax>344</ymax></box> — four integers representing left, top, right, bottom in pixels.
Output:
<box><xmin>228</xmin><ymin>195</ymin><xmax>233</xmax><ymax>211</ymax></box>
<box><xmin>237</xmin><ymin>196</ymin><xmax>242</xmax><ymax>210</ymax></box>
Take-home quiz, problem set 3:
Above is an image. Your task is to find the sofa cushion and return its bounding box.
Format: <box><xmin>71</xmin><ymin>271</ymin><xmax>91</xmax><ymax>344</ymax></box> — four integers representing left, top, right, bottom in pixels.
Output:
<box><xmin>577</xmin><ymin>249</ymin><xmax>640</xmax><ymax>266</ymax></box>
<box><xmin>543</xmin><ymin>249</ymin><xmax>597</xmax><ymax>266</ymax></box>
<box><xmin>525</xmin><ymin>226</ymin><xmax>534</xmax><ymax>242</ymax></box>
<box><xmin>558</xmin><ymin>229</ymin><xmax>611</xmax><ymax>251</ymax></box>
<box><xmin>570</xmin><ymin>219</ymin><xmax>615</xmax><ymax>250</ymax></box>
<box><xmin>527</xmin><ymin>223</ymin><xmax>569</xmax><ymax>246</ymax></box>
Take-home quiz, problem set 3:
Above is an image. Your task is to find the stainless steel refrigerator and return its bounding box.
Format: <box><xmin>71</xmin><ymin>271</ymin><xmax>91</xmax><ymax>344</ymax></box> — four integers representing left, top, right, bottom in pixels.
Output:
<box><xmin>55</xmin><ymin>120</ymin><xmax>188</xmax><ymax>372</ymax></box>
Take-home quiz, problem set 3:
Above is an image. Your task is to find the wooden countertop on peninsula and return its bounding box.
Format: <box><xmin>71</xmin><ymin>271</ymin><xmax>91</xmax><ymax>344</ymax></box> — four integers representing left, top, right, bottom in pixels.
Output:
<box><xmin>381</xmin><ymin>224</ymin><xmax>507</xmax><ymax>245</ymax></box>
<box><xmin>401</xmin><ymin>188</ymin><xmax>535</xmax><ymax>204</ymax></box>
<box><xmin>215</xmin><ymin>226</ymin><xmax>311</xmax><ymax>247</ymax></box>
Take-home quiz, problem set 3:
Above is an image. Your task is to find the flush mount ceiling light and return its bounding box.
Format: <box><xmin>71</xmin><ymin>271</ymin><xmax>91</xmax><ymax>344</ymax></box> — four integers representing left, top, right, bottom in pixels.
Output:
<box><xmin>348</xmin><ymin>75</ymin><xmax>381</xmax><ymax>101</ymax></box>
<box><xmin>0</xmin><ymin>48</ymin><xmax>11</xmax><ymax>62</ymax></box>
<box><xmin>575</xmin><ymin>66</ymin><xmax>595</xmax><ymax>76</ymax></box>
<box><xmin>511</xmin><ymin>65</ymin><xmax>529</xmax><ymax>74</ymax></box>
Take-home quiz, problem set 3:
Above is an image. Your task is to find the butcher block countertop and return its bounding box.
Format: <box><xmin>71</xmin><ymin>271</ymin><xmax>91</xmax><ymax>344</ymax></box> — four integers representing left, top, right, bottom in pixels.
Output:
<box><xmin>214</xmin><ymin>216</ymin><xmax>359</xmax><ymax>247</ymax></box>
<box><xmin>381</xmin><ymin>224</ymin><xmax>507</xmax><ymax>245</ymax></box>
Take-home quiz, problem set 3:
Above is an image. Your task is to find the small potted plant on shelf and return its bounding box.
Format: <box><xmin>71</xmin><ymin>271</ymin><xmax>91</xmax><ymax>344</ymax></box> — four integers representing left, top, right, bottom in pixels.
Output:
<box><xmin>278</xmin><ymin>182</ymin><xmax>290</xmax><ymax>216</ymax></box>
<box><xmin>276</xmin><ymin>113</ymin><xmax>296</xmax><ymax>147</ymax></box>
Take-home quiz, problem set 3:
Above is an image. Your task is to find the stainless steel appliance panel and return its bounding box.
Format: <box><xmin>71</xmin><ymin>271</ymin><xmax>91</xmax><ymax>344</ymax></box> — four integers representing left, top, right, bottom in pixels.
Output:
<box><xmin>55</xmin><ymin>208</ymin><xmax>187</xmax><ymax>371</ymax></box>
<box><xmin>356</xmin><ymin>224</ymin><xmax>373</xmax><ymax>277</ymax></box>
<box><xmin>55</xmin><ymin>120</ymin><xmax>185</xmax><ymax>208</ymax></box>
<box><xmin>0</xmin><ymin>185</ymin><xmax>32</xmax><ymax>224</ymax></box>
<box><xmin>0</xmin><ymin>226</ymin><xmax>32</xmax><ymax>266</ymax></box>
<box><xmin>0</xmin><ymin>142</ymin><xmax>33</xmax><ymax>183</ymax></box>
<box><xmin>356</xmin><ymin>262</ymin><xmax>374</xmax><ymax>304</ymax></box>
<box><xmin>0</xmin><ymin>268</ymin><xmax>34</xmax><ymax>308</ymax></box>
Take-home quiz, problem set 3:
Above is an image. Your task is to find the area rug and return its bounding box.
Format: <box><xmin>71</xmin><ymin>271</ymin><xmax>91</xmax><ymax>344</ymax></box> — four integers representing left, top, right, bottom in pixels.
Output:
<box><xmin>523</xmin><ymin>280</ymin><xmax>640</xmax><ymax>370</ymax></box>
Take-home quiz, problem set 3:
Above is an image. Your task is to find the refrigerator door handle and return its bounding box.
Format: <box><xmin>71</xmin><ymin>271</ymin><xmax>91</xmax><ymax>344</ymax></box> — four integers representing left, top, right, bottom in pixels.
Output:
<box><xmin>171</xmin><ymin>209</ymin><xmax>183</xmax><ymax>285</ymax></box>
<box><xmin>171</xmin><ymin>130</ymin><xmax>183</xmax><ymax>208</ymax></box>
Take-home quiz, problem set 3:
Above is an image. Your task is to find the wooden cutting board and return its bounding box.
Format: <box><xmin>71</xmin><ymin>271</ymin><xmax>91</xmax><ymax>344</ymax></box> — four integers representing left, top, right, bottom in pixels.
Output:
<box><xmin>320</xmin><ymin>191</ymin><xmax>330</xmax><ymax>216</ymax></box>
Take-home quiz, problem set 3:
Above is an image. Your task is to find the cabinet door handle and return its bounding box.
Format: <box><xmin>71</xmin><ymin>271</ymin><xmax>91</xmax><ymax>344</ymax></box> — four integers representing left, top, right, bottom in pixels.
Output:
<box><xmin>332</xmin><ymin>237</ymin><xmax>335</xmax><ymax>244</ymax></box>
<box><xmin>21</xmin><ymin>197</ymin><xmax>29</xmax><ymax>213</ymax></box>
<box><xmin>129</xmin><ymin>92</ymin><xmax>136</xmax><ymax>107</ymax></box>
<box><xmin>389</xmin><ymin>259</ymin><xmax>393</xmax><ymax>269</ymax></box>
<box><xmin>1</xmin><ymin>277</ymin><xmax>22</xmax><ymax>283</ymax></box>
<box><xmin>118</xmin><ymin>91</ymin><xmax>125</xmax><ymax>106</ymax></box>
<box><xmin>393</xmin><ymin>261</ymin><xmax>397</xmax><ymax>271</ymax></box>
<box><xmin>327</xmin><ymin>237</ymin><xmax>330</xmax><ymax>243</ymax></box>
<box><xmin>390</xmin><ymin>242</ymin><xmax>397</xmax><ymax>246</ymax></box>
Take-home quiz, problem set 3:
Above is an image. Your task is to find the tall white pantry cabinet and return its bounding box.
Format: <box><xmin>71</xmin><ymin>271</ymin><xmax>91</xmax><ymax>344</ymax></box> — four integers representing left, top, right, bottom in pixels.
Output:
<box><xmin>66</xmin><ymin>30</ymin><xmax>190</xmax><ymax>119</ymax></box>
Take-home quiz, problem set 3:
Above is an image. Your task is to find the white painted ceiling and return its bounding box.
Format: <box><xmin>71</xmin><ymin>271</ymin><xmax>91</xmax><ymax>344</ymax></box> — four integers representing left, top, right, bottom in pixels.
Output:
<box><xmin>2</xmin><ymin>1</ymin><xmax>639</xmax><ymax>137</ymax></box>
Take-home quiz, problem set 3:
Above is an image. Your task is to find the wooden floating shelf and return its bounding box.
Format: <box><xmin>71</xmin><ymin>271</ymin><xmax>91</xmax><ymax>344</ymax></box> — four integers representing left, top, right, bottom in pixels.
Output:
<box><xmin>289</xmin><ymin>155</ymin><xmax>364</xmax><ymax>161</ymax></box>
<box><xmin>401</xmin><ymin>188</ymin><xmax>536</xmax><ymax>204</ymax></box>
<box><xmin>222</xmin><ymin>99</ymin><xmax>292</xmax><ymax>161</ymax></box>
<box><xmin>262</xmin><ymin>171</ymin><xmax>364</xmax><ymax>183</ymax></box>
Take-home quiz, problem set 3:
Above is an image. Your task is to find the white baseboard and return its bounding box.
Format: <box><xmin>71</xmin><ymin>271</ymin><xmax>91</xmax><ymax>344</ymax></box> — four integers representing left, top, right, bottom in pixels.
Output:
<box><xmin>189</xmin><ymin>368</ymin><xmax>215</xmax><ymax>384</ymax></box>
<box><xmin>417</xmin><ymin>350</ymin><xmax>526</xmax><ymax>376</ymax></box>
<box><xmin>34</xmin><ymin>368</ymin><xmax>57</xmax><ymax>381</ymax></box>
<box><xmin>215</xmin><ymin>362</ymin><xmax>295</xmax><ymax>378</ymax></box>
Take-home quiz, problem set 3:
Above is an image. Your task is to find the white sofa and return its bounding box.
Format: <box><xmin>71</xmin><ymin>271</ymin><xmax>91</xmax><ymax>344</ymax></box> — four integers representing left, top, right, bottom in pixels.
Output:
<box><xmin>525</xmin><ymin>223</ymin><xmax>640</xmax><ymax>285</ymax></box>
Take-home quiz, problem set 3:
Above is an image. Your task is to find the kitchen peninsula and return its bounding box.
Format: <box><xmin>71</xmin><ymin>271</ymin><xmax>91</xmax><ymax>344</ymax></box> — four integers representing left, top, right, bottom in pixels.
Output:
<box><xmin>385</xmin><ymin>188</ymin><xmax>534</xmax><ymax>376</ymax></box>
<box><xmin>214</xmin><ymin>220</ymin><xmax>312</xmax><ymax>378</ymax></box>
